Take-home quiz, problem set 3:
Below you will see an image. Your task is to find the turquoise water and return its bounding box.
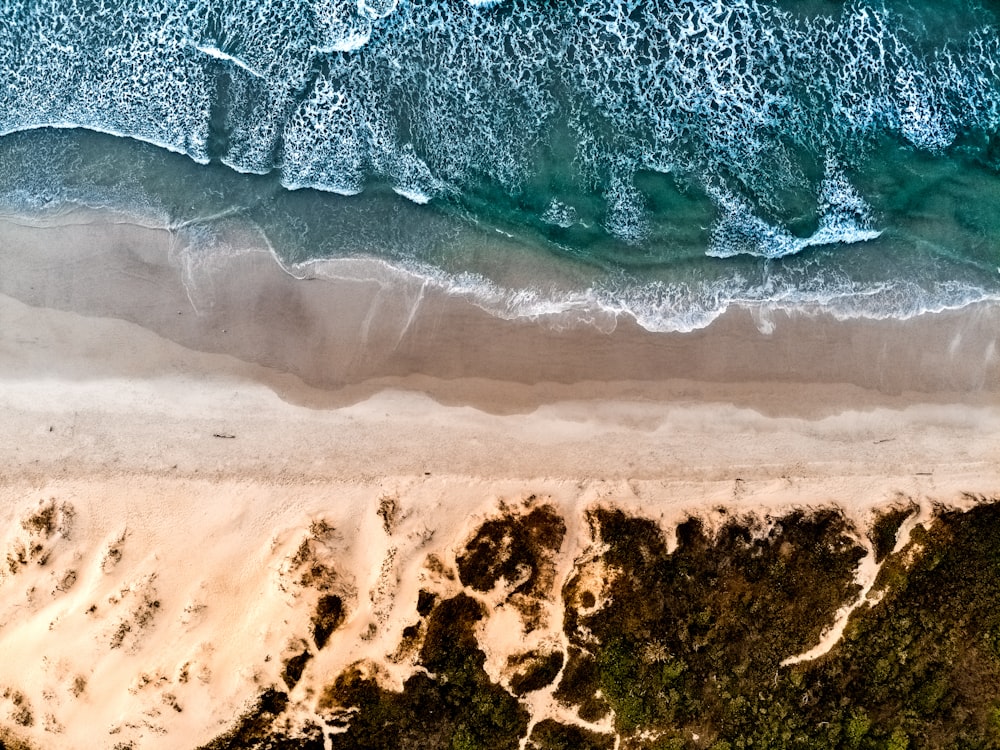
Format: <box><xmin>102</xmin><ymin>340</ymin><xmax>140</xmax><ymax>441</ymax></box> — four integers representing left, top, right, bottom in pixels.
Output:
<box><xmin>2</xmin><ymin>0</ymin><xmax>1000</xmax><ymax>330</ymax></box>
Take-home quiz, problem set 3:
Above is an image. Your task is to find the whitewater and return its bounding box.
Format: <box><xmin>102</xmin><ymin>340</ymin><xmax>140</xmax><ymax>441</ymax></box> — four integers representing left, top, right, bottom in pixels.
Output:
<box><xmin>2</xmin><ymin>0</ymin><xmax>1000</xmax><ymax>331</ymax></box>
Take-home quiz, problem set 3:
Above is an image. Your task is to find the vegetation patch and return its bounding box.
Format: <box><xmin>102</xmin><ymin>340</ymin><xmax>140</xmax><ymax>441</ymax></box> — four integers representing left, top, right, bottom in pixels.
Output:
<box><xmin>508</xmin><ymin>650</ymin><xmax>565</xmax><ymax>695</ymax></box>
<box><xmin>377</xmin><ymin>495</ymin><xmax>399</xmax><ymax>535</ymax></box>
<box><xmin>280</xmin><ymin>648</ymin><xmax>312</xmax><ymax>690</ymax></box>
<box><xmin>868</xmin><ymin>502</ymin><xmax>918</xmax><ymax>563</ymax></box>
<box><xmin>197</xmin><ymin>688</ymin><xmax>324</xmax><ymax>750</ymax></box>
<box><xmin>0</xmin><ymin>730</ymin><xmax>33</xmax><ymax>750</ymax></box>
<box><xmin>5</xmin><ymin>499</ymin><xmax>75</xmax><ymax>575</ymax></box>
<box><xmin>557</xmin><ymin>508</ymin><xmax>867</xmax><ymax>741</ymax></box>
<box><xmin>784</xmin><ymin>501</ymin><xmax>1000</xmax><ymax>749</ymax></box>
<box><xmin>2</xmin><ymin>691</ymin><xmax>32</xmax><ymax>729</ymax></box>
<box><xmin>322</xmin><ymin>594</ymin><xmax>529</xmax><ymax>750</ymax></box>
<box><xmin>311</xmin><ymin>594</ymin><xmax>344</xmax><ymax>650</ymax></box>
<box><xmin>527</xmin><ymin>718</ymin><xmax>614</xmax><ymax>750</ymax></box>
<box><xmin>553</xmin><ymin>501</ymin><xmax>1000</xmax><ymax>748</ymax></box>
<box><xmin>456</xmin><ymin>503</ymin><xmax>566</xmax><ymax>630</ymax></box>
<box><xmin>552</xmin><ymin>647</ymin><xmax>610</xmax><ymax>722</ymax></box>
<box><xmin>456</xmin><ymin>504</ymin><xmax>565</xmax><ymax>595</ymax></box>
<box><xmin>416</xmin><ymin>589</ymin><xmax>437</xmax><ymax>616</ymax></box>
<box><xmin>21</xmin><ymin>503</ymin><xmax>60</xmax><ymax>537</ymax></box>
<box><xmin>284</xmin><ymin>519</ymin><xmax>340</xmax><ymax>592</ymax></box>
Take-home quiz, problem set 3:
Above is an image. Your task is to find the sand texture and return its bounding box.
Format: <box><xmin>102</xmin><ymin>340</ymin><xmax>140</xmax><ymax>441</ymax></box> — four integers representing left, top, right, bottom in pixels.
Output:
<box><xmin>0</xmin><ymin>213</ymin><xmax>998</xmax><ymax>748</ymax></box>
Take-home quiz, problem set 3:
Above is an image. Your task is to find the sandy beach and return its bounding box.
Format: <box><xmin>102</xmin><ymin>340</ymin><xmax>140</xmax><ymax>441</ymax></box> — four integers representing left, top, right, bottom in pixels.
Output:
<box><xmin>0</xmin><ymin>211</ymin><xmax>998</xmax><ymax>749</ymax></box>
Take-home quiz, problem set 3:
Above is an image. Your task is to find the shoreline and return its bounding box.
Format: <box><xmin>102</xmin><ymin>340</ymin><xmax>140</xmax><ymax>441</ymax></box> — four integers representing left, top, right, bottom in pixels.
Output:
<box><xmin>2</xmin><ymin>286</ymin><xmax>998</xmax><ymax>484</ymax></box>
<box><xmin>0</xmin><ymin>211</ymin><xmax>998</xmax><ymax>749</ymax></box>
<box><xmin>1</xmin><ymin>204</ymin><xmax>997</xmax><ymax>497</ymax></box>
<box><xmin>1</xmin><ymin>212</ymin><xmax>999</xmax><ymax>413</ymax></box>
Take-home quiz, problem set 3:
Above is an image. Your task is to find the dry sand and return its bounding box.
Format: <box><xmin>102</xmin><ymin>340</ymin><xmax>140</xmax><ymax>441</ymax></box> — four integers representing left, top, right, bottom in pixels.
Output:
<box><xmin>0</xmin><ymin>212</ymin><xmax>998</xmax><ymax>748</ymax></box>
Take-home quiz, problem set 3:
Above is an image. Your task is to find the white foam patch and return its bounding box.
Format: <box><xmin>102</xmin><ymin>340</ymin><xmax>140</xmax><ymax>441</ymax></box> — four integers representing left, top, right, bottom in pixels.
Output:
<box><xmin>1</xmin><ymin>0</ymin><xmax>213</xmax><ymax>162</ymax></box>
<box><xmin>391</xmin><ymin>186</ymin><xmax>431</xmax><ymax>204</ymax></box>
<box><xmin>894</xmin><ymin>68</ymin><xmax>957</xmax><ymax>150</ymax></box>
<box><xmin>358</xmin><ymin>0</ymin><xmax>399</xmax><ymax>20</ymax></box>
<box><xmin>191</xmin><ymin>44</ymin><xmax>265</xmax><ymax>78</ymax></box>
<box><xmin>313</xmin><ymin>0</ymin><xmax>373</xmax><ymax>52</ymax></box>
<box><xmin>221</xmin><ymin>75</ymin><xmax>298</xmax><ymax>175</ymax></box>
<box><xmin>198</xmin><ymin>0</ymin><xmax>316</xmax><ymax>86</ymax></box>
<box><xmin>812</xmin><ymin>157</ymin><xmax>884</xmax><ymax>244</ymax></box>
<box><xmin>542</xmin><ymin>200</ymin><xmax>578</xmax><ymax>228</ymax></box>
<box><xmin>280</xmin><ymin>76</ymin><xmax>367</xmax><ymax>195</ymax></box>
<box><xmin>706</xmin><ymin>159</ymin><xmax>882</xmax><ymax>259</ymax></box>
<box><xmin>604</xmin><ymin>175</ymin><xmax>650</xmax><ymax>244</ymax></box>
<box><xmin>383</xmin><ymin>142</ymin><xmax>447</xmax><ymax>204</ymax></box>
<box><xmin>281</xmin><ymin>249</ymin><xmax>1000</xmax><ymax>336</ymax></box>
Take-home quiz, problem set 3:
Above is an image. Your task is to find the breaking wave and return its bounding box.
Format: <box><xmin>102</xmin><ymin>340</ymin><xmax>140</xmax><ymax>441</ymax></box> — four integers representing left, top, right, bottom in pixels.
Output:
<box><xmin>2</xmin><ymin>0</ymin><xmax>1000</xmax><ymax>329</ymax></box>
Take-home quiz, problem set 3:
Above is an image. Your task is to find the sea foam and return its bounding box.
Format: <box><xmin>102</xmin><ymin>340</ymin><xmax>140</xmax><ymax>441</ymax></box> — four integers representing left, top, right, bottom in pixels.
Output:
<box><xmin>2</xmin><ymin>0</ymin><xmax>1000</xmax><ymax>329</ymax></box>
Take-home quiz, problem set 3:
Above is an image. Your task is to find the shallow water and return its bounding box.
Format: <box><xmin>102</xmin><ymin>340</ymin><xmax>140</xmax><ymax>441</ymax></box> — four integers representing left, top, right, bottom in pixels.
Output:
<box><xmin>2</xmin><ymin>0</ymin><xmax>1000</xmax><ymax>331</ymax></box>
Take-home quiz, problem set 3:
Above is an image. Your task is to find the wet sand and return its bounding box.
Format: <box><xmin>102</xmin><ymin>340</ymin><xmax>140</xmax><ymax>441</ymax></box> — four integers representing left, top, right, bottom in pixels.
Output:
<box><xmin>0</xmin><ymin>211</ymin><xmax>998</xmax><ymax>749</ymax></box>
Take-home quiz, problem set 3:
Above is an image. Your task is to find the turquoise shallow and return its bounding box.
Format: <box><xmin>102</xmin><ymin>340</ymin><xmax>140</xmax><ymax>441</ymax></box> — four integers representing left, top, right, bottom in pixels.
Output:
<box><xmin>2</xmin><ymin>0</ymin><xmax>1000</xmax><ymax>331</ymax></box>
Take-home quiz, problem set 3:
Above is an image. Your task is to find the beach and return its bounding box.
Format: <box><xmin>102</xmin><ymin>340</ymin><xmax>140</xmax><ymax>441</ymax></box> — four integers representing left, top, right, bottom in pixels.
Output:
<box><xmin>0</xmin><ymin>0</ymin><xmax>1000</xmax><ymax>750</ymax></box>
<box><xmin>4</xmin><ymin>0</ymin><xmax>1000</xmax><ymax>744</ymax></box>
<box><xmin>0</xmin><ymin>211</ymin><xmax>998</xmax><ymax>748</ymax></box>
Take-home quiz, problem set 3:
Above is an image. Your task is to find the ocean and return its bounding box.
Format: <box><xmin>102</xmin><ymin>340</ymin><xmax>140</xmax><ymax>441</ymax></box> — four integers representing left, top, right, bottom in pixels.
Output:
<box><xmin>2</xmin><ymin>0</ymin><xmax>1000</xmax><ymax>332</ymax></box>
